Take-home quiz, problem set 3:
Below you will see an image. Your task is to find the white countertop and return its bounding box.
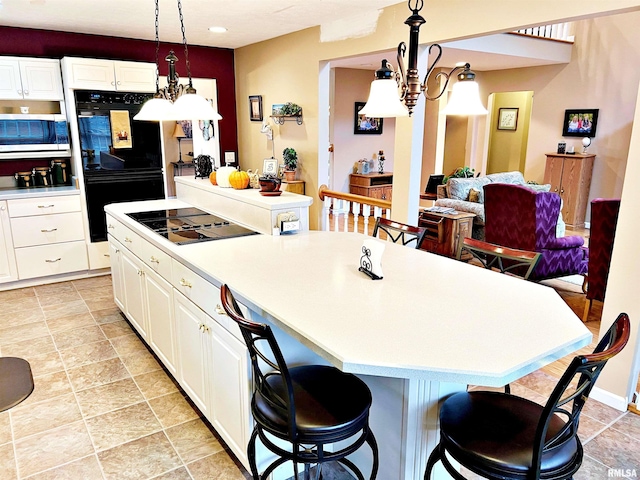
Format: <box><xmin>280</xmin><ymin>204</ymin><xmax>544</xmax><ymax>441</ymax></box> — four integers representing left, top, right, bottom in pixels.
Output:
<box><xmin>106</xmin><ymin>199</ymin><xmax>591</xmax><ymax>386</ymax></box>
<box><xmin>0</xmin><ymin>186</ymin><xmax>79</xmax><ymax>201</ymax></box>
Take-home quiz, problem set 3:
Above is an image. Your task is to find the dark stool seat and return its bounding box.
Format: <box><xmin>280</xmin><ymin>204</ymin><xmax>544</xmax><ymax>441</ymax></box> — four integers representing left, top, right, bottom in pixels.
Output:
<box><xmin>425</xmin><ymin>313</ymin><xmax>630</xmax><ymax>480</ymax></box>
<box><xmin>439</xmin><ymin>392</ymin><xmax>580</xmax><ymax>478</ymax></box>
<box><xmin>0</xmin><ymin>357</ymin><xmax>34</xmax><ymax>412</ymax></box>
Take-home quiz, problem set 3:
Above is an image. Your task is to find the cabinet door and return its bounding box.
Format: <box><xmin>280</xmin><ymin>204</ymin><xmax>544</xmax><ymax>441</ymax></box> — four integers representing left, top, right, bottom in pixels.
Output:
<box><xmin>543</xmin><ymin>156</ymin><xmax>564</xmax><ymax>195</ymax></box>
<box><xmin>558</xmin><ymin>157</ymin><xmax>584</xmax><ymax>225</ymax></box>
<box><xmin>0</xmin><ymin>59</ymin><xmax>23</xmax><ymax>99</ymax></box>
<box><xmin>0</xmin><ymin>201</ymin><xmax>18</xmax><ymax>283</ymax></box>
<box><xmin>382</xmin><ymin>186</ymin><xmax>393</xmax><ymax>202</ymax></box>
<box><xmin>145</xmin><ymin>267</ymin><xmax>177</xmax><ymax>374</ymax></box>
<box><xmin>210</xmin><ymin>320</ymin><xmax>251</xmax><ymax>463</ymax></box>
<box><xmin>121</xmin><ymin>248</ymin><xmax>148</xmax><ymax>339</ymax></box>
<box><xmin>19</xmin><ymin>59</ymin><xmax>63</xmax><ymax>100</ymax></box>
<box><xmin>108</xmin><ymin>240</ymin><xmax>125</xmax><ymax>311</ymax></box>
<box><xmin>174</xmin><ymin>291</ymin><xmax>211</xmax><ymax>416</ymax></box>
<box><xmin>113</xmin><ymin>61</ymin><xmax>156</xmax><ymax>92</ymax></box>
<box><xmin>62</xmin><ymin>57</ymin><xmax>116</xmax><ymax>91</ymax></box>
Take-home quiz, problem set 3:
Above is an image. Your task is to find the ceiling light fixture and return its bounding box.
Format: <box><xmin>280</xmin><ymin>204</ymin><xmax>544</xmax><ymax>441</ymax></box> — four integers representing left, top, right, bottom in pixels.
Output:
<box><xmin>208</xmin><ymin>26</ymin><xmax>227</xmax><ymax>33</ymax></box>
<box><xmin>359</xmin><ymin>0</ymin><xmax>487</xmax><ymax>118</ymax></box>
<box><xmin>134</xmin><ymin>0</ymin><xmax>222</xmax><ymax>122</ymax></box>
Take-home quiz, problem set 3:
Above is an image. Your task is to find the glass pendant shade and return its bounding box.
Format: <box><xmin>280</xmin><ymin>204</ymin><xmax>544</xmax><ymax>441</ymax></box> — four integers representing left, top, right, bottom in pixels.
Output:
<box><xmin>133</xmin><ymin>97</ymin><xmax>175</xmax><ymax>121</ymax></box>
<box><xmin>441</xmin><ymin>80</ymin><xmax>488</xmax><ymax>116</ymax></box>
<box><xmin>173</xmin><ymin>93</ymin><xmax>222</xmax><ymax>121</ymax></box>
<box><xmin>359</xmin><ymin>79</ymin><xmax>409</xmax><ymax>118</ymax></box>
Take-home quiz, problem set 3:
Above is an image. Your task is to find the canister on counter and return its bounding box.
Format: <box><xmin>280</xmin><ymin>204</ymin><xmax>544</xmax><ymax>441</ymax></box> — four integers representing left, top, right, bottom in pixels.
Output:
<box><xmin>33</xmin><ymin>167</ymin><xmax>52</xmax><ymax>187</ymax></box>
<box><xmin>51</xmin><ymin>159</ymin><xmax>67</xmax><ymax>185</ymax></box>
<box><xmin>15</xmin><ymin>171</ymin><xmax>34</xmax><ymax>188</ymax></box>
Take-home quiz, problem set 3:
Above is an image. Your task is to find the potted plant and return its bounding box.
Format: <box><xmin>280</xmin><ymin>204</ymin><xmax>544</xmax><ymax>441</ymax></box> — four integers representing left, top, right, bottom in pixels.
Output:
<box><xmin>282</xmin><ymin>147</ymin><xmax>298</xmax><ymax>181</ymax></box>
<box><xmin>443</xmin><ymin>166</ymin><xmax>475</xmax><ymax>184</ymax></box>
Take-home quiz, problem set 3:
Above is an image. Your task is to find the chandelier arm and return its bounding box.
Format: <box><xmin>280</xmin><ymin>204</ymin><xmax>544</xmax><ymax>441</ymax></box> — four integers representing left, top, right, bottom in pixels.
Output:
<box><xmin>176</xmin><ymin>0</ymin><xmax>193</xmax><ymax>88</ymax></box>
<box><xmin>396</xmin><ymin>42</ymin><xmax>408</xmax><ymax>100</ymax></box>
<box><xmin>423</xmin><ymin>64</ymin><xmax>465</xmax><ymax>101</ymax></box>
<box><xmin>420</xmin><ymin>43</ymin><xmax>444</xmax><ymax>98</ymax></box>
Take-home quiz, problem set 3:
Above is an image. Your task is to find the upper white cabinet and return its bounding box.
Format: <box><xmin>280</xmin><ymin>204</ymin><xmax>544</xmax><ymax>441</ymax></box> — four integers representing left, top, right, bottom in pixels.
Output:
<box><xmin>0</xmin><ymin>57</ymin><xmax>64</xmax><ymax>100</ymax></box>
<box><xmin>61</xmin><ymin>57</ymin><xmax>156</xmax><ymax>92</ymax></box>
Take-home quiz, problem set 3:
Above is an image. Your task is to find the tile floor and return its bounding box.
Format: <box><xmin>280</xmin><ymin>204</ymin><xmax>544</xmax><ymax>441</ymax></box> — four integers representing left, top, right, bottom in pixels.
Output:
<box><xmin>0</xmin><ymin>275</ymin><xmax>638</xmax><ymax>479</ymax></box>
<box><xmin>0</xmin><ymin>276</ymin><xmax>248</xmax><ymax>480</ymax></box>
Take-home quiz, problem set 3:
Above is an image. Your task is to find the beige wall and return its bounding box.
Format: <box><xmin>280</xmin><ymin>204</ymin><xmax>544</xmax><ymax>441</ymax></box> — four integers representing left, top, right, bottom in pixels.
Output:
<box><xmin>333</xmin><ymin>68</ymin><xmax>396</xmax><ymax>193</ymax></box>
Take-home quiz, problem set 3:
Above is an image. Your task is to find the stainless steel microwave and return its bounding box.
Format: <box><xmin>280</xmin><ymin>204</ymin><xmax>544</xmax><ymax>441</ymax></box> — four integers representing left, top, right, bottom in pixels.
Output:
<box><xmin>0</xmin><ymin>114</ymin><xmax>70</xmax><ymax>156</ymax></box>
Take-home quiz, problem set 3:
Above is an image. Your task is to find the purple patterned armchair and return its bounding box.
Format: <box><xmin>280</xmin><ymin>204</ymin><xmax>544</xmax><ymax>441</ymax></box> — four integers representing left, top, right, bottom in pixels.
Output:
<box><xmin>583</xmin><ymin>199</ymin><xmax>621</xmax><ymax>321</ymax></box>
<box><xmin>484</xmin><ymin>183</ymin><xmax>588</xmax><ymax>281</ymax></box>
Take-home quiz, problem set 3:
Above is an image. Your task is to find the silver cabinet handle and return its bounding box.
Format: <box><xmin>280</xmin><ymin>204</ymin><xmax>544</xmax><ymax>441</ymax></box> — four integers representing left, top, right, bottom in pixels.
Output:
<box><xmin>104</xmin><ymin>253</ymin><xmax>110</xmax><ymax>257</ymax></box>
<box><xmin>23</xmin><ymin>89</ymin><xmax>29</xmax><ymax>95</ymax></box>
<box><xmin>199</xmin><ymin>323</ymin><xmax>209</xmax><ymax>333</ymax></box>
<box><xmin>179</xmin><ymin>278</ymin><xmax>192</xmax><ymax>288</ymax></box>
<box><xmin>215</xmin><ymin>304</ymin><xmax>227</xmax><ymax>316</ymax></box>
<box><xmin>17</xmin><ymin>89</ymin><xmax>23</xmax><ymax>95</ymax></box>
<box><xmin>111</xmin><ymin>81</ymin><xmax>116</xmax><ymax>86</ymax></box>
<box><xmin>38</xmin><ymin>204</ymin><xmax>55</xmax><ymax>209</ymax></box>
<box><xmin>45</xmin><ymin>258</ymin><xmax>61</xmax><ymax>263</ymax></box>
<box><xmin>124</xmin><ymin>237</ymin><xmax>132</xmax><ymax>243</ymax></box>
<box><xmin>108</xmin><ymin>224</ymin><xmax>115</xmax><ymax>229</ymax></box>
<box><xmin>137</xmin><ymin>269</ymin><xmax>144</xmax><ymax>276</ymax></box>
<box><xmin>40</xmin><ymin>228</ymin><xmax>58</xmax><ymax>233</ymax></box>
<box><xmin>150</xmin><ymin>256</ymin><xmax>160</xmax><ymax>264</ymax></box>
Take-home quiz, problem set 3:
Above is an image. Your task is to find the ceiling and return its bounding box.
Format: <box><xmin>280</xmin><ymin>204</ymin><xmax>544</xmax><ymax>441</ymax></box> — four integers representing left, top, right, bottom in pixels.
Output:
<box><xmin>0</xmin><ymin>0</ymin><xmax>403</xmax><ymax>49</ymax></box>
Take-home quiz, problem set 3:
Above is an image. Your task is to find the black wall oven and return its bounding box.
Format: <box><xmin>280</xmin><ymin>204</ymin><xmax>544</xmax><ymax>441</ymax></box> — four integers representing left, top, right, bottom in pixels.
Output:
<box><xmin>74</xmin><ymin>90</ymin><xmax>165</xmax><ymax>242</ymax></box>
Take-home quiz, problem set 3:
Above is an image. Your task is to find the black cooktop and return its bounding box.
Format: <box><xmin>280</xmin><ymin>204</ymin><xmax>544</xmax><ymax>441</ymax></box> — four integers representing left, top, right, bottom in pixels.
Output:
<box><xmin>127</xmin><ymin>208</ymin><xmax>259</xmax><ymax>245</ymax></box>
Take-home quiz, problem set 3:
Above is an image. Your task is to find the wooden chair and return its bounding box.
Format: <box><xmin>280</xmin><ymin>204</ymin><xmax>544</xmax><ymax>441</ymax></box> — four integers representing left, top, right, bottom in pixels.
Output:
<box><xmin>220</xmin><ymin>284</ymin><xmax>379</xmax><ymax>480</ymax></box>
<box><xmin>373</xmin><ymin>217</ymin><xmax>427</xmax><ymax>248</ymax></box>
<box><xmin>457</xmin><ymin>236</ymin><xmax>541</xmax><ymax>280</ymax></box>
<box><xmin>0</xmin><ymin>357</ymin><xmax>34</xmax><ymax>412</ymax></box>
<box><xmin>425</xmin><ymin>312</ymin><xmax>631</xmax><ymax>480</ymax></box>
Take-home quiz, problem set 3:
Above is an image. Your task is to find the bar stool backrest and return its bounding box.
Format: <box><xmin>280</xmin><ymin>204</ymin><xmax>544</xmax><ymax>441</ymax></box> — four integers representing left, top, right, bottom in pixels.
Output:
<box><xmin>373</xmin><ymin>217</ymin><xmax>427</xmax><ymax>248</ymax></box>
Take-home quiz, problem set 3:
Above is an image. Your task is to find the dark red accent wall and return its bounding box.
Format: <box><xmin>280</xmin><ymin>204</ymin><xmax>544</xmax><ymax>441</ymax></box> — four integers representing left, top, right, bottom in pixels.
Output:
<box><xmin>0</xmin><ymin>26</ymin><xmax>238</xmax><ymax>156</ymax></box>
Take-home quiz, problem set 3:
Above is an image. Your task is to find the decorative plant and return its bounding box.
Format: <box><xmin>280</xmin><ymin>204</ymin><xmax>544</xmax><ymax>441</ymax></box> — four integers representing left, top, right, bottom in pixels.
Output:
<box><xmin>283</xmin><ymin>147</ymin><xmax>298</xmax><ymax>171</ymax></box>
<box><xmin>443</xmin><ymin>166</ymin><xmax>475</xmax><ymax>183</ymax></box>
<box><xmin>280</xmin><ymin>102</ymin><xmax>302</xmax><ymax>116</ymax></box>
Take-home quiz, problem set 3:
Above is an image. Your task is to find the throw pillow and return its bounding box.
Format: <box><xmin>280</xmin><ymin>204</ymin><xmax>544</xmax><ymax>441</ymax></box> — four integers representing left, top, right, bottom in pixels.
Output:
<box><xmin>448</xmin><ymin>177</ymin><xmax>490</xmax><ymax>201</ymax></box>
<box><xmin>524</xmin><ymin>183</ymin><xmax>552</xmax><ymax>193</ymax></box>
<box><xmin>468</xmin><ymin>188</ymin><xmax>482</xmax><ymax>203</ymax></box>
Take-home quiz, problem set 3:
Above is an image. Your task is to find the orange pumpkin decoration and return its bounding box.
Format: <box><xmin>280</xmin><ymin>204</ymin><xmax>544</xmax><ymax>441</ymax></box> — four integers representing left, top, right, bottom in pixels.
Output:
<box><xmin>229</xmin><ymin>170</ymin><xmax>250</xmax><ymax>190</ymax></box>
<box><xmin>209</xmin><ymin>171</ymin><xmax>217</xmax><ymax>185</ymax></box>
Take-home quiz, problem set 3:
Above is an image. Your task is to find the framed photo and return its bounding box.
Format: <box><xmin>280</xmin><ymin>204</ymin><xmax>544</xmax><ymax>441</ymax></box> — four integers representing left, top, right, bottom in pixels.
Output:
<box><xmin>272</xmin><ymin>103</ymin><xmax>285</xmax><ymax>116</ymax></box>
<box><xmin>562</xmin><ymin>109</ymin><xmax>599</xmax><ymax>138</ymax></box>
<box><xmin>263</xmin><ymin>158</ymin><xmax>278</xmax><ymax>176</ymax></box>
<box><xmin>354</xmin><ymin>102</ymin><xmax>383</xmax><ymax>135</ymax></box>
<box><xmin>249</xmin><ymin>95</ymin><xmax>263</xmax><ymax>122</ymax></box>
<box><xmin>497</xmin><ymin>108</ymin><xmax>519</xmax><ymax>130</ymax></box>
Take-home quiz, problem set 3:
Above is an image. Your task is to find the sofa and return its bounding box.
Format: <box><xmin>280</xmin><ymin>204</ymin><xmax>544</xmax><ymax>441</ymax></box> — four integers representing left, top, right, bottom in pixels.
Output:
<box><xmin>434</xmin><ymin>171</ymin><xmax>565</xmax><ymax>239</ymax></box>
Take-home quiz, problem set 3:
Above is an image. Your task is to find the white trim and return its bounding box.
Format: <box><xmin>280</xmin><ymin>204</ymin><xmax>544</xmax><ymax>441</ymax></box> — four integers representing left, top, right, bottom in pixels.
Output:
<box><xmin>589</xmin><ymin>385</ymin><xmax>629</xmax><ymax>411</ymax></box>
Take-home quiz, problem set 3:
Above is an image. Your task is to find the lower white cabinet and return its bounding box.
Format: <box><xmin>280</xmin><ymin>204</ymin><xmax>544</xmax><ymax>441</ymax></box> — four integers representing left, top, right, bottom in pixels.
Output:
<box><xmin>14</xmin><ymin>240</ymin><xmax>88</xmax><ymax>280</ymax></box>
<box><xmin>120</xmin><ymin>248</ymin><xmax>148</xmax><ymax>340</ymax></box>
<box><xmin>109</xmin><ymin>240</ymin><xmax>125</xmax><ymax>311</ymax></box>
<box><xmin>145</xmin><ymin>267</ymin><xmax>177</xmax><ymax>375</ymax></box>
<box><xmin>0</xmin><ymin>201</ymin><xmax>18</xmax><ymax>283</ymax></box>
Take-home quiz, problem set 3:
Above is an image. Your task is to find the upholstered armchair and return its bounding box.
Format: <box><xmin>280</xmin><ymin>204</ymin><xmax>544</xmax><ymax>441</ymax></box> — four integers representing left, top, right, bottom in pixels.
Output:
<box><xmin>484</xmin><ymin>183</ymin><xmax>588</xmax><ymax>281</ymax></box>
<box><xmin>583</xmin><ymin>198</ymin><xmax>621</xmax><ymax>320</ymax></box>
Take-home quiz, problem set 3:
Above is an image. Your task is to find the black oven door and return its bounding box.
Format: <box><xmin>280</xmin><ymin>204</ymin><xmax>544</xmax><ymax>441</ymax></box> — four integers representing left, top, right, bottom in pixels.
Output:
<box><xmin>85</xmin><ymin>169</ymin><xmax>164</xmax><ymax>242</ymax></box>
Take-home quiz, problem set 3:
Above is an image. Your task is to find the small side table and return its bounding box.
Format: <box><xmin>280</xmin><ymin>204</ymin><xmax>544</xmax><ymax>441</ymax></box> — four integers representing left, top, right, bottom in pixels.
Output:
<box><xmin>418</xmin><ymin>210</ymin><xmax>475</xmax><ymax>258</ymax></box>
<box><xmin>171</xmin><ymin>161</ymin><xmax>195</xmax><ymax>176</ymax></box>
<box><xmin>281</xmin><ymin>180</ymin><xmax>305</xmax><ymax>195</ymax></box>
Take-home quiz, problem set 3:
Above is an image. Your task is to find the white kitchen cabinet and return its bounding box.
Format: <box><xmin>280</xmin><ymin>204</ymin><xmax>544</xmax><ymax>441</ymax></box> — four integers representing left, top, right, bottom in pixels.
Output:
<box><xmin>210</xmin><ymin>318</ymin><xmax>251</xmax><ymax>465</ymax></box>
<box><xmin>10</xmin><ymin>212</ymin><xmax>84</xmax><ymax>248</ymax></box>
<box><xmin>61</xmin><ymin>57</ymin><xmax>156</xmax><ymax>92</ymax></box>
<box><xmin>108</xmin><ymin>240</ymin><xmax>125</xmax><ymax>311</ymax></box>
<box><xmin>145</xmin><ymin>266</ymin><xmax>177</xmax><ymax>375</ymax></box>
<box><xmin>14</xmin><ymin>240</ymin><xmax>88</xmax><ymax>280</ymax></box>
<box><xmin>0</xmin><ymin>201</ymin><xmax>18</xmax><ymax>283</ymax></box>
<box><xmin>121</xmin><ymin>247</ymin><xmax>148</xmax><ymax>340</ymax></box>
<box><xmin>174</xmin><ymin>290</ymin><xmax>212</xmax><ymax>417</ymax></box>
<box><xmin>0</xmin><ymin>57</ymin><xmax>63</xmax><ymax>100</ymax></box>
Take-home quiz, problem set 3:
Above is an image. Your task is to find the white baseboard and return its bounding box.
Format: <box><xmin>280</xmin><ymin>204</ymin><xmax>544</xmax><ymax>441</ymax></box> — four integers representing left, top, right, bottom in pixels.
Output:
<box><xmin>589</xmin><ymin>385</ymin><xmax>628</xmax><ymax>411</ymax></box>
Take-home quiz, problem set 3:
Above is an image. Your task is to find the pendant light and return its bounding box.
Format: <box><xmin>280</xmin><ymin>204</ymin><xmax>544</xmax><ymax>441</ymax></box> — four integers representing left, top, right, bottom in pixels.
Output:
<box><xmin>134</xmin><ymin>0</ymin><xmax>222</xmax><ymax>122</ymax></box>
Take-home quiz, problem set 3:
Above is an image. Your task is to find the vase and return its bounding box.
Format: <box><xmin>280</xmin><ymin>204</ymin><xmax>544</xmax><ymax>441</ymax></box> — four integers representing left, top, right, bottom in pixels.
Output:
<box><xmin>284</xmin><ymin>170</ymin><xmax>296</xmax><ymax>182</ymax></box>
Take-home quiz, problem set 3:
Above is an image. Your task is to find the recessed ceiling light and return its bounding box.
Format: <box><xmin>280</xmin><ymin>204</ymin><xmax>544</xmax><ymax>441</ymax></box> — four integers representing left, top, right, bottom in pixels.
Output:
<box><xmin>208</xmin><ymin>26</ymin><xmax>227</xmax><ymax>33</ymax></box>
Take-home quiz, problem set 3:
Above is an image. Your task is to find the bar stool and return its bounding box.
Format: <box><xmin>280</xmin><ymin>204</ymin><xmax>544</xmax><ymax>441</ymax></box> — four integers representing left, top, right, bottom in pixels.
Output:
<box><xmin>220</xmin><ymin>284</ymin><xmax>379</xmax><ymax>480</ymax></box>
<box><xmin>373</xmin><ymin>217</ymin><xmax>427</xmax><ymax>248</ymax></box>
<box><xmin>425</xmin><ymin>313</ymin><xmax>630</xmax><ymax>480</ymax></box>
<box><xmin>0</xmin><ymin>357</ymin><xmax>34</xmax><ymax>412</ymax></box>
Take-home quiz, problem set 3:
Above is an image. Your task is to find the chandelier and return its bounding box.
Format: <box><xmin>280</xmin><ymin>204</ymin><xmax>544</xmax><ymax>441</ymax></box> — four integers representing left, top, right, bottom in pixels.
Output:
<box><xmin>359</xmin><ymin>0</ymin><xmax>487</xmax><ymax>118</ymax></box>
<box><xmin>134</xmin><ymin>0</ymin><xmax>222</xmax><ymax>121</ymax></box>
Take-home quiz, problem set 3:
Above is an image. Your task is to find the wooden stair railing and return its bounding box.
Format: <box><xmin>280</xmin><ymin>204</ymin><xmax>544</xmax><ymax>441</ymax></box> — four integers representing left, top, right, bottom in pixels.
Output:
<box><xmin>318</xmin><ymin>185</ymin><xmax>391</xmax><ymax>233</ymax></box>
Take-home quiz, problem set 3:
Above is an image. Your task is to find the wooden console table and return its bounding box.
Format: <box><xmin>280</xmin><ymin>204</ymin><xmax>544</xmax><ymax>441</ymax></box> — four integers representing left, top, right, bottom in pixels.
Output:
<box><xmin>418</xmin><ymin>210</ymin><xmax>475</xmax><ymax>257</ymax></box>
<box><xmin>349</xmin><ymin>172</ymin><xmax>392</xmax><ymax>201</ymax></box>
<box><xmin>281</xmin><ymin>180</ymin><xmax>305</xmax><ymax>195</ymax></box>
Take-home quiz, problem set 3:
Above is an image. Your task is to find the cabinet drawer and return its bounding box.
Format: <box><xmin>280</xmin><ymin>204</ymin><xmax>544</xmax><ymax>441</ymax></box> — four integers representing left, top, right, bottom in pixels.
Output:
<box><xmin>142</xmin><ymin>241</ymin><xmax>172</xmax><ymax>279</ymax></box>
<box><xmin>106</xmin><ymin>215</ymin><xmax>143</xmax><ymax>258</ymax></box>
<box><xmin>8</xmin><ymin>195</ymin><xmax>81</xmax><ymax>217</ymax></box>
<box><xmin>15</xmin><ymin>241</ymin><xmax>88</xmax><ymax>279</ymax></box>
<box><xmin>11</xmin><ymin>212</ymin><xmax>84</xmax><ymax>247</ymax></box>
<box><xmin>171</xmin><ymin>259</ymin><xmax>218</xmax><ymax>316</ymax></box>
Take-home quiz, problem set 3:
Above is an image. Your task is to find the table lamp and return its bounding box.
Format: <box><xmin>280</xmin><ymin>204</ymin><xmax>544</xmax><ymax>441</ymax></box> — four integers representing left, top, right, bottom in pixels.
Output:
<box><xmin>173</xmin><ymin>122</ymin><xmax>187</xmax><ymax>163</ymax></box>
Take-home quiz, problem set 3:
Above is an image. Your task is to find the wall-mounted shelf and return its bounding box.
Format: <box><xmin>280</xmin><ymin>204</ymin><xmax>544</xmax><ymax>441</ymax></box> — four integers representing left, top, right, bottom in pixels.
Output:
<box><xmin>270</xmin><ymin>112</ymin><xmax>303</xmax><ymax>125</ymax></box>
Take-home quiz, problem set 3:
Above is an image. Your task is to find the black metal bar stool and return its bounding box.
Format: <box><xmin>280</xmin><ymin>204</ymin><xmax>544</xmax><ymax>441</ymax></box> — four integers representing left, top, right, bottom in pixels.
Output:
<box><xmin>0</xmin><ymin>357</ymin><xmax>34</xmax><ymax>412</ymax></box>
<box><xmin>220</xmin><ymin>284</ymin><xmax>379</xmax><ymax>480</ymax></box>
<box><xmin>425</xmin><ymin>313</ymin><xmax>630</xmax><ymax>480</ymax></box>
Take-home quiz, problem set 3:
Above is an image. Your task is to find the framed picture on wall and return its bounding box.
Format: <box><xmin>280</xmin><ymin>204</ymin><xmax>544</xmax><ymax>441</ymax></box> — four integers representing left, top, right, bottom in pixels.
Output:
<box><xmin>497</xmin><ymin>108</ymin><xmax>519</xmax><ymax>130</ymax></box>
<box><xmin>354</xmin><ymin>102</ymin><xmax>383</xmax><ymax>135</ymax></box>
<box><xmin>249</xmin><ymin>95</ymin><xmax>263</xmax><ymax>121</ymax></box>
<box><xmin>562</xmin><ymin>109</ymin><xmax>598</xmax><ymax>137</ymax></box>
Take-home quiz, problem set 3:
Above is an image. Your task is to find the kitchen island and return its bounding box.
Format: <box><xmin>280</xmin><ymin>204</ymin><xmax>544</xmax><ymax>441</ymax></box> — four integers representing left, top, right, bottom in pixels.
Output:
<box><xmin>105</xmin><ymin>198</ymin><xmax>591</xmax><ymax>480</ymax></box>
